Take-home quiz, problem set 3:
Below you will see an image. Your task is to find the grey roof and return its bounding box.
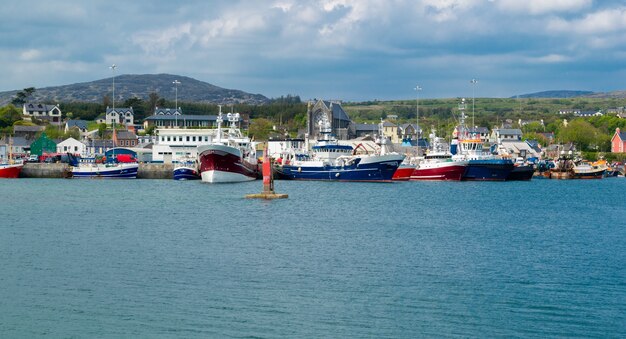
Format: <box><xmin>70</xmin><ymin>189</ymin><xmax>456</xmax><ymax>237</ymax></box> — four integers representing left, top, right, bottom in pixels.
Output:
<box><xmin>24</xmin><ymin>103</ymin><xmax>58</xmax><ymax>112</ymax></box>
<box><xmin>354</xmin><ymin>123</ymin><xmax>379</xmax><ymax>132</ymax></box>
<box><xmin>116</xmin><ymin>131</ymin><xmax>137</xmax><ymax>139</ymax></box>
<box><xmin>0</xmin><ymin>136</ymin><xmax>30</xmax><ymax>146</ymax></box>
<box><xmin>399</xmin><ymin>123</ymin><xmax>418</xmax><ymax>131</ymax></box>
<box><xmin>66</xmin><ymin>120</ymin><xmax>88</xmax><ymax>130</ymax></box>
<box><xmin>89</xmin><ymin>140</ymin><xmax>115</xmax><ymax>148</ymax></box>
<box><xmin>382</xmin><ymin>121</ymin><xmax>396</xmax><ymax>127</ymax></box>
<box><xmin>14</xmin><ymin>125</ymin><xmax>45</xmax><ymax>132</ymax></box>
<box><xmin>145</xmin><ymin>114</ymin><xmax>218</xmax><ymax>121</ymax></box>
<box><xmin>155</xmin><ymin>107</ymin><xmax>182</xmax><ymax>115</ymax></box>
<box><xmin>106</xmin><ymin>107</ymin><xmax>134</xmax><ymax>114</ymax></box>
<box><xmin>495</xmin><ymin>128</ymin><xmax>522</xmax><ymax>135</ymax></box>
<box><xmin>323</xmin><ymin>100</ymin><xmax>351</xmax><ymax>121</ymax></box>
<box><xmin>617</xmin><ymin>130</ymin><xmax>626</xmax><ymax>141</ymax></box>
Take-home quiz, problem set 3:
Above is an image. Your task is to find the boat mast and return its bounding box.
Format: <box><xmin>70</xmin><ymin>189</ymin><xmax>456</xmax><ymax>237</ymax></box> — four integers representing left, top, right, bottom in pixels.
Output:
<box><xmin>216</xmin><ymin>105</ymin><xmax>223</xmax><ymax>144</ymax></box>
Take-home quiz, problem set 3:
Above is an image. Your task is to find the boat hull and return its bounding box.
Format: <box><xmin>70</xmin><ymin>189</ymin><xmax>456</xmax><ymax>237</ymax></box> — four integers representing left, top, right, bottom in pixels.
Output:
<box><xmin>274</xmin><ymin>154</ymin><xmax>403</xmax><ymax>182</ymax></box>
<box><xmin>173</xmin><ymin>166</ymin><xmax>200</xmax><ymax>180</ymax></box>
<box><xmin>410</xmin><ymin>162</ymin><xmax>466</xmax><ymax>181</ymax></box>
<box><xmin>198</xmin><ymin>144</ymin><xmax>258</xmax><ymax>183</ymax></box>
<box><xmin>572</xmin><ymin>169</ymin><xmax>605</xmax><ymax>179</ymax></box>
<box><xmin>392</xmin><ymin>164</ymin><xmax>416</xmax><ymax>181</ymax></box>
<box><xmin>0</xmin><ymin>163</ymin><xmax>23</xmax><ymax>178</ymax></box>
<box><xmin>506</xmin><ymin>165</ymin><xmax>534</xmax><ymax>181</ymax></box>
<box><xmin>70</xmin><ymin>163</ymin><xmax>139</xmax><ymax>178</ymax></box>
<box><xmin>462</xmin><ymin>159</ymin><xmax>514</xmax><ymax>181</ymax></box>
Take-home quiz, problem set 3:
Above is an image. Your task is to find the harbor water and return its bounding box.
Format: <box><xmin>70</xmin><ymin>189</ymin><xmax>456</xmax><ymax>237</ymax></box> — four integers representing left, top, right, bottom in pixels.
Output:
<box><xmin>1</xmin><ymin>179</ymin><xmax>625</xmax><ymax>337</ymax></box>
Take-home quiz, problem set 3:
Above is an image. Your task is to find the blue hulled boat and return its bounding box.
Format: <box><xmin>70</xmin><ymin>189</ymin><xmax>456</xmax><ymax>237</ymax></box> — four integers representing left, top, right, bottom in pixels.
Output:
<box><xmin>274</xmin><ymin>116</ymin><xmax>404</xmax><ymax>182</ymax></box>
<box><xmin>452</xmin><ymin>99</ymin><xmax>513</xmax><ymax>181</ymax></box>
<box><xmin>173</xmin><ymin>157</ymin><xmax>200</xmax><ymax>180</ymax></box>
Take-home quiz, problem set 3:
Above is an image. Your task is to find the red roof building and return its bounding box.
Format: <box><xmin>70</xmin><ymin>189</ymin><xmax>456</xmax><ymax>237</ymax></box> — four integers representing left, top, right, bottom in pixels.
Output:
<box><xmin>611</xmin><ymin>128</ymin><xmax>626</xmax><ymax>153</ymax></box>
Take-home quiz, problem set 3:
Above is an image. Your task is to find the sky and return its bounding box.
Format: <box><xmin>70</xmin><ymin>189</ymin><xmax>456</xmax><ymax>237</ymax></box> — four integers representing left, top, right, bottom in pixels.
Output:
<box><xmin>1</xmin><ymin>0</ymin><xmax>626</xmax><ymax>101</ymax></box>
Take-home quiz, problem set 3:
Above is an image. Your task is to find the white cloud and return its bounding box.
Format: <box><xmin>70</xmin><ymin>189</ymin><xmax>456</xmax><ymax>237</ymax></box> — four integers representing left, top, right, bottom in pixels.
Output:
<box><xmin>20</xmin><ymin>49</ymin><xmax>42</xmax><ymax>61</ymax></box>
<box><xmin>526</xmin><ymin>54</ymin><xmax>571</xmax><ymax>64</ymax></box>
<box><xmin>548</xmin><ymin>8</ymin><xmax>626</xmax><ymax>34</ymax></box>
<box><xmin>496</xmin><ymin>0</ymin><xmax>592</xmax><ymax>15</ymax></box>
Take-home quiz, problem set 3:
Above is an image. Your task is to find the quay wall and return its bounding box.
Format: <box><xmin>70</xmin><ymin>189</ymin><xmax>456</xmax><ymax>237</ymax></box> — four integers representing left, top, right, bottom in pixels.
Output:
<box><xmin>21</xmin><ymin>163</ymin><xmax>174</xmax><ymax>179</ymax></box>
<box><xmin>21</xmin><ymin>163</ymin><xmax>68</xmax><ymax>178</ymax></box>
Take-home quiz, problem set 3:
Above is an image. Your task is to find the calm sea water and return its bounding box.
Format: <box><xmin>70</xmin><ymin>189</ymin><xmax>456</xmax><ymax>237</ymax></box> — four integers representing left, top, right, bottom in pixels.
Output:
<box><xmin>1</xmin><ymin>178</ymin><xmax>624</xmax><ymax>338</ymax></box>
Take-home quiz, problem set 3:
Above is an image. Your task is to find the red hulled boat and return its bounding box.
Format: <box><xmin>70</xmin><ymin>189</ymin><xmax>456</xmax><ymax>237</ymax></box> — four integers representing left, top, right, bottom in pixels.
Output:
<box><xmin>197</xmin><ymin>107</ymin><xmax>259</xmax><ymax>183</ymax></box>
<box><xmin>0</xmin><ymin>163</ymin><xmax>23</xmax><ymax>178</ymax></box>
<box><xmin>410</xmin><ymin>129</ymin><xmax>467</xmax><ymax>181</ymax></box>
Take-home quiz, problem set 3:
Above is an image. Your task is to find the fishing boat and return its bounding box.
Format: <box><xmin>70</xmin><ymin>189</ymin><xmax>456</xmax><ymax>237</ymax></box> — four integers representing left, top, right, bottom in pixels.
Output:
<box><xmin>0</xmin><ymin>137</ymin><xmax>24</xmax><ymax>178</ymax></box>
<box><xmin>410</xmin><ymin>129</ymin><xmax>467</xmax><ymax>181</ymax></box>
<box><xmin>571</xmin><ymin>161</ymin><xmax>606</xmax><ymax>179</ymax></box>
<box><xmin>549</xmin><ymin>152</ymin><xmax>575</xmax><ymax>179</ymax></box>
<box><xmin>173</xmin><ymin>157</ymin><xmax>200</xmax><ymax>180</ymax></box>
<box><xmin>0</xmin><ymin>162</ymin><xmax>23</xmax><ymax>178</ymax></box>
<box><xmin>392</xmin><ymin>159</ymin><xmax>417</xmax><ymax>180</ymax></box>
<box><xmin>68</xmin><ymin>153</ymin><xmax>138</xmax><ymax>178</ymax></box>
<box><xmin>453</xmin><ymin>99</ymin><xmax>513</xmax><ymax>181</ymax></box>
<box><xmin>197</xmin><ymin>107</ymin><xmax>259</xmax><ymax>183</ymax></box>
<box><xmin>506</xmin><ymin>159</ymin><xmax>535</xmax><ymax>181</ymax></box>
<box><xmin>274</xmin><ymin>115</ymin><xmax>404</xmax><ymax>181</ymax></box>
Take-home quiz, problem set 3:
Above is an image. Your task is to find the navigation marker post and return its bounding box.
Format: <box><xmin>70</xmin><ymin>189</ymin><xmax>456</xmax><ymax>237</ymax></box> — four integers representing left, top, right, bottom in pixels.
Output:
<box><xmin>245</xmin><ymin>144</ymin><xmax>288</xmax><ymax>199</ymax></box>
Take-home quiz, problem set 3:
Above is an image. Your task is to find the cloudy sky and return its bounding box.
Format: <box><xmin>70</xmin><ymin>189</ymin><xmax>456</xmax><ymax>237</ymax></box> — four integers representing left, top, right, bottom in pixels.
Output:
<box><xmin>1</xmin><ymin>0</ymin><xmax>625</xmax><ymax>100</ymax></box>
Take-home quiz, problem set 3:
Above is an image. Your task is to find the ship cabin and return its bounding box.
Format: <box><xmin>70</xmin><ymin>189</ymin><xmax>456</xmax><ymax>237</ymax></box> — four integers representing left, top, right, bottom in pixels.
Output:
<box><xmin>458</xmin><ymin>133</ymin><xmax>486</xmax><ymax>160</ymax></box>
<box><xmin>311</xmin><ymin>144</ymin><xmax>353</xmax><ymax>161</ymax></box>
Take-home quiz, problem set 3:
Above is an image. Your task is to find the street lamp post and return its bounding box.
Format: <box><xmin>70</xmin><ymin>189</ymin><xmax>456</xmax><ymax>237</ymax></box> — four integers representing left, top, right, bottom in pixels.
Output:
<box><xmin>173</xmin><ymin>80</ymin><xmax>181</xmax><ymax>127</ymax></box>
<box><xmin>414</xmin><ymin>85</ymin><xmax>422</xmax><ymax>141</ymax></box>
<box><xmin>470</xmin><ymin>78</ymin><xmax>478</xmax><ymax>129</ymax></box>
<box><xmin>110</xmin><ymin>64</ymin><xmax>117</xmax><ymax>112</ymax></box>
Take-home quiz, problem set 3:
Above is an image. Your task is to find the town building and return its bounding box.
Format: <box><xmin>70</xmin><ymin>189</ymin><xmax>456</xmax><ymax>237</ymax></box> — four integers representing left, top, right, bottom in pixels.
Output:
<box><xmin>267</xmin><ymin>138</ymin><xmax>306</xmax><ymax>158</ymax></box>
<box><xmin>0</xmin><ymin>136</ymin><xmax>30</xmax><ymax>158</ymax></box>
<box><xmin>85</xmin><ymin>139</ymin><xmax>115</xmax><ymax>156</ymax></box>
<box><xmin>490</xmin><ymin>128</ymin><xmax>523</xmax><ymax>143</ymax></box>
<box><xmin>56</xmin><ymin>137</ymin><xmax>87</xmax><ymax>155</ymax></box>
<box><xmin>144</xmin><ymin>114</ymin><xmax>217</xmax><ymax>129</ymax></box>
<box><xmin>30</xmin><ymin>133</ymin><xmax>57</xmax><ymax>156</ymax></box>
<box><xmin>152</xmin><ymin>128</ymin><xmax>218</xmax><ymax>163</ymax></box>
<box><xmin>65</xmin><ymin>120</ymin><xmax>89</xmax><ymax>140</ymax></box>
<box><xmin>381</xmin><ymin>121</ymin><xmax>399</xmax><ymax>143</ymax></box>
<box><xmin>13</xmin><ymin>125</ymin><xmax>45</xmax><ymax>140</ymax></box>
<box><xmin>611</xmin><ymin>128</ymin><xmax>626</xmax><ymax>153</ymax></box>
<box><xmin>307</xmin><ymin>100</ymin><xmax>352</xmax><ymax>140</ymax></box>
<box><xmin>351</xmin><ymin>123</ymin><xmax>379</xmax><ymax>138</ymax></box>
<box><xmin>113</xmin><ymin>130</ymin><xmax>138</xmax><ymax>148</ymax></box>
<box><xmin>22</xmin><ymin>103</ymin><xmax>62</xmax><ymax>125</ymax></box>
<box><xmin>97</xmin><ymin>107</ymin><xmax>134</xmax><ymax>126</ymax></box>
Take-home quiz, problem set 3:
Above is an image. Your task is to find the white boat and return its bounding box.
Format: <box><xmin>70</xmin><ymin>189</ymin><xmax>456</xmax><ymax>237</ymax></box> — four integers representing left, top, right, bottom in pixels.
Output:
<box><xmin>70</xmin><ymin>162</ymin><xmax>138</xmax><ymax>178</ymax></box>
<box><xmin>197</xmin><ymin>106</ymin><xmax>259</xmax><ymax>183</ymax></box>
<box><xmin>173</xmin><ymin>157</ymin><xmax>200</xmax><ymax>180</ymax></box>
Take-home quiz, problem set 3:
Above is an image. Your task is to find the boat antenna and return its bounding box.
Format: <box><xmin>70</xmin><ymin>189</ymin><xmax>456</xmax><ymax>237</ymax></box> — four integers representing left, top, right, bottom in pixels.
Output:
<box><xmin>216</xmin><ymin>105</ymin><xmax>223</xmax><ymax>144</ymax></box>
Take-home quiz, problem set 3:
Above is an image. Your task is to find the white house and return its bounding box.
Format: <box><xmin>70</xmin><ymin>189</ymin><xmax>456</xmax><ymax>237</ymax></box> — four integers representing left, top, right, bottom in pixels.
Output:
<box><xmin>490</xmin><ymin>128</ymin><xmax>523</xmax><ymax>143</ymax></box>
<box><xmin>100</xmin><ymin>107</ymin><xmax>134</xmax><ymax>126</ymax></box>
<box><xmin>56</xmin><ymin>137</ymin><xmax>87</xmax><ymax>156</ymax></box>
<box><xmin>23</xmin><ymin>103</ymin><xmax>62</xmax><ymax>125</ymax></box>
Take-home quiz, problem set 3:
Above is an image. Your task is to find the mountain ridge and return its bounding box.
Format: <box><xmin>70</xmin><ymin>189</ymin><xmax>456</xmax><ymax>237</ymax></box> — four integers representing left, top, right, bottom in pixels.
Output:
<box><xmin>0</xmin><ymin>74</ymin><xmax>269</xmax><ymax>106</ymax></box>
